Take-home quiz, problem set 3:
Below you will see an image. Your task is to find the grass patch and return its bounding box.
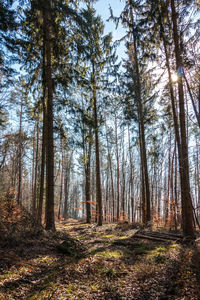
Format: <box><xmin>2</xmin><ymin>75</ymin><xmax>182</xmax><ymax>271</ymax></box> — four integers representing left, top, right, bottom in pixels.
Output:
<box><xmin>134</xmin><ymin>262</ymin><xmax>158</xmax><ymax>281</ymax></box>
<box><xmin>39</xmin><ymin>255</ymin><xmax>55</xmax><ymax>263</ymax></box>
<box><xmin>147</xmin><ymin>245</ymin><xmax>169</xmax><ymax>264</ymax></box>
<box><xmin>28</xmin><ymin>283</ymin><xmax>58</xmax><ymax>300</ymax></box>
<box><xmin>100</xmin><ymin>266</ymin><xmax>118</xmax><ymax>278</ymax></box>
<box><xmin>113</xmin><ymin>240</ymin><xmax>156</xmax><ymax>256</ymax></box>
<box><xmin>94</xmin><ymin>249</ymin><xmax>125</xmax><ymax>259</ymax></box>
<box><xmin>51</xmin><ymin>281</ymin><xmax>102</xmax><ymax>299</ymax></box>
<box><xmin>169</xmin><ymin>243</ymin><xmax>181</xmax><ymax>250</ymax></box>
<box><xmin>102</xmin><ymin>234</ymin><xmax>117</xmax><ymax>239</ymax></box>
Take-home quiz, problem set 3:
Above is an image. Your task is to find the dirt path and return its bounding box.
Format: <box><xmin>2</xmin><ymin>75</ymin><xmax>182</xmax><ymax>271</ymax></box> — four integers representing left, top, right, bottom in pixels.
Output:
<box><xmin>0</xmin><ymin>220</ymin><xmax>200</xmax><ymax>299</ymax></box>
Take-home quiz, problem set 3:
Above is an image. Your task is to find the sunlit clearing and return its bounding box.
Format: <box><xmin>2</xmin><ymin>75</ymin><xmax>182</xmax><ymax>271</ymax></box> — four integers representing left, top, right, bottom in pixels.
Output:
<box><xmin>171</xmin><ymin>73</ymin><xmax>178</xmax><ymax>82</ymax></box>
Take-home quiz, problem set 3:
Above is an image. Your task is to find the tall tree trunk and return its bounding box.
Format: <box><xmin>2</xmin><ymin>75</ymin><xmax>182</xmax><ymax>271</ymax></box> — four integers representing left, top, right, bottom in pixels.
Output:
<box><xmin>121</xmin><ymin>128</ymin><xmax>126</xmax><ymax>220</ymax></box>
<box><xmin>58</xmin><ymin>139</ymin><xmax>64</xmax><ymax>220</ymax></box>
<box><xmin>85</xmin><ymin>135</ymin><xmax>92</xmax><ymax>224</ymax></box>
<box><xmin>92</xmin><ymin>61</ymin><xmax>102</xmax><ymax>226</ymax></box>
<box><xmin>129</xmin><ymin>1</ymin><xmax>150</xmax><ymax>223</ymax></box>
<box><xmin>37</xmin><ymin>32</ymin><xmax>46</xmax><ymax>225</ymax></box>
<box><xmin>184</xmin><ymin>75</ymin><xmax>200</xmax><ymax>130</ymax></box>
<box><xmin>114</xmin><ymin>115</ymin><xmax>120</xmax><ymax>222</ymax></box>
<box><xmin>170</xmin><ymin>146</ymin><xmax>175</xmax><ymax>230</ymax></box>
<box><xmin>106</xmin><ymin>126</ymin><xmax>115</xmax><ymax>222</ymax></box>
<box><xmin>165</xmin><ymin>131</ymin><xmax>171</xmax><ymax>227</ymax></box>
<box><xmin>128</xmin><ymin>125</ymin><xmax>134</xmax><ymax>223</ymax></box>
<box><xmin>17</xmin><ymin>99</ymin><xmax>23</xmax><ymax>206</ymax></box>
<box><xmin>174</xmin><ymin>143</ymin><xmax>178</xmax><ymax>231</ymax></box>
<box><xmin>159</xmin><ymin>5</ymin><xmax>194</xmax><ymax>236</ymax></box>
<box><xmin>63</xmin><ymin>152</ymin><xmax>73</xmax><ymax>219</ymax></box>
<box><xmin>170</xmin><ymin>0</ymin><xmax>195</xmax><ymax>238</ymax></box>
<box><xmin>32</xmin><ymin>127</ymin><xmax>36</xmax><ymax>214</ymax></box>
<box><xmin>32</xmin><ymin>121</ymin><xmax>39</xmax><ymax>217</ymax></box>
<box><xmin>43</xmin><ymin>0</ymin><xmax>55</xmax><ymax>230</ymax></box>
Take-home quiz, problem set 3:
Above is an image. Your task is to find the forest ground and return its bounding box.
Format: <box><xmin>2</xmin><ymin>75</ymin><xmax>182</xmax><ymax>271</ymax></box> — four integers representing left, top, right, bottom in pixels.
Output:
<box><xmin>0</xmin><ymin>220</ymin><xmax>200</xmax><ymax>300</ymax></box>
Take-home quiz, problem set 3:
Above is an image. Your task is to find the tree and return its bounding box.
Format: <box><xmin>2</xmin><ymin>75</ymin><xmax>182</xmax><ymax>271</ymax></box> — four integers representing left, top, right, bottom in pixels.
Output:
<box><xmin>170</xmin><ymin>0</ymin><xmax>195</xmax><ymax>238</ymax></box>
<box><xmin>75</xmin><ymin>4</ymin><xmax>114</xmax><ymax>225</ymax></box>
<box><xmin>117</xmin><ymin>0</ymin><xmax>154</xmax><ymax>224</ymax></box>
<box><xmin>19</xmin><ymin>0</ymin><xmax>82</xmax><ymax>229</ymax></box>
<box><xmin>0</xmin><ymin>0</ymin><xmax>16</xmax><ymax>77</ymax></box>
<box><xmin>147</xmin><ymin>0</ymin><xmax>195</xmax><ymax>238</ymax></box>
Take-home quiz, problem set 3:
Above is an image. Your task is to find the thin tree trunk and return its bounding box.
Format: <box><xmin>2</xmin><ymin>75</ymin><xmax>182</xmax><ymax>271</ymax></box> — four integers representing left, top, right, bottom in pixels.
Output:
<box><xmin>32</xmin><ymin>127</ymin><xmax>36</xmax><ymax>215</ymax></box>
<box><xmin>128</xmin><ymin>125</ymin><xmax>134</xmax><ymax>223</ymax></box>
<box><xmin>58</xmin><ymin>139</ymin><xmax>64</xmax><ymax>220</ymax></box>
<box><xmin>165</xmin><ymin>131</ymin><xmax>171</xmax><ymax>227</ymax></box>
<box><xmin>32</xmin><ymin>120</ymin><xmax>39</xmax><ymax>217</ymax></box>
<box><xmin>184</xmin><ymin>75</ymin><xmax>200</xmax><ymax>130</ymax></box>
<box><xmin>37</xmin><ymin>32</ymin><xmax>46</xmax><ymax>225</ymax></box>
<box><xmin>92</xmin><ymin>61</ymin><xmax>102</xmax><ymax>226</ymax></box>
<box><xmin>174</xmin><ymin>143</ymin><xmax>178</xmax><ymax>231</ymax></box>
<box><xmin>17</xmin><ymin>99</ymin><xmax>23</xmax><ymax>206</ymax></box>
<box><xmin>121</xmin><ymin>128</ymin><xmax>126</xmax><ymax>220</ymax></box>
<box><xmin>85</xmin><ymin>135</ymin><xmax>92</xmax><ymax>224</ymax></box>
<box><xmin>114</xmin><ymin>115</ymin><xmax>120</xmax><ymax>222</ymax></box>
<box><xmin>129</xmin><ymin>1</ymin><xmax>150</xmax><ymax>223</ymax></box>
<box><xmin>63</xmin><ymin>152</ymin><xmax>73</xmax><ymax>219</ymax></box>
<box><xmin>106</xmin><ymin>127</ymin><xmax>115</xmax><ymax>222</ymax></box>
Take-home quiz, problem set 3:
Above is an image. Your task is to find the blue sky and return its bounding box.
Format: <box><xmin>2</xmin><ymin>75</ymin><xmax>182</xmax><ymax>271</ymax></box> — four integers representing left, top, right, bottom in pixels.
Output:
<box><xmin>94</xmin><ymin>0</ymin><xmax>125</xmax><ymax>35</ymax></box>
<box><xmin>94</xmin><ymin>0</ymin><xmax>126</xmax><ymax>59</ymax></box>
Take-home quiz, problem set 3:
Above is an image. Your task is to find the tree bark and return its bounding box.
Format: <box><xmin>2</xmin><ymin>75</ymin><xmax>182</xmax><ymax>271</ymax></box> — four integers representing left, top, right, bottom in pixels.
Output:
<box><xmin>37</xmin><ymin>30</ymin><xmax>46</xmax><ymax>225</ymax></box>
<box><xmin>92</xmin><ymin>61</ymin><xmax>102</xmax><ymax>226</ymax></box>
<box><xmin>170</xmin><ymin>0</ymin><xmax>195</xmax><ymax>238</ymax></box>
<box><xmin>106</xmin><ymin>127</ymin><xmax>115</xmax><ymax>222</ymax></box>
<box><xmin>129</xmin><ymin>1</ymin><xmax>150</xmax><ymax>223</ymax></box>
<box><xmin>114</xmin><ymin>115</ymin><xmax>120</xmax><ymax>222</ymax></box>
<box><xmin>43</xmin><ymin>0</ymin><xmax>55</xmax><ymax>230</ymax></box>
<box><xmin>85</xmin><ymin>134</ymin><xmax>92</xmax><ymax>224</ymax></box>
<box><xmin>17</xmin><ymin>99</ymin><xmax>23</xmax><ymax>207</ymax></box>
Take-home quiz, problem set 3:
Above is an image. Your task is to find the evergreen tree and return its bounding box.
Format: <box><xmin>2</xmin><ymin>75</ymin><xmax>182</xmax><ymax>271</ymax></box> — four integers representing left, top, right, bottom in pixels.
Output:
<box><xmin>75</xmin><ymin>4</ymin><xmax>115</xmax><ymax>225</ymax></box>
<box><xmin>146</xmin><ymin>0</ymin><xmax>195</xmax><ymax>238</ymax></box>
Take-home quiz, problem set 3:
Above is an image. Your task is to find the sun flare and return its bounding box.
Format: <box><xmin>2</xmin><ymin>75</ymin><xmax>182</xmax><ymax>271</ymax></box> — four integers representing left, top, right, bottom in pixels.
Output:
<box><xmin>171</xmin><ymin>73</ymin><xmax>178</xmax><ymax>82</ymax></box>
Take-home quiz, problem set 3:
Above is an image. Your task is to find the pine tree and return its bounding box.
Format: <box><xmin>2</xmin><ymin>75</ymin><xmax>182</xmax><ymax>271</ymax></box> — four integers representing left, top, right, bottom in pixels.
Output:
<box><xmin>117</xmin><ymin>0</ymin><xmax>155</xmax><ymax>224</ymax></box>
<box><xmin>146</xmin><ymin>0</ymin><xmax>195</xmax><ymax>238</ymax></box>
<box><xmin>75</xmin><ymin>4</ymin><xmax>114</xmax><ymax>225</ymax></box>
<box><xmin>18</xmin><ymin>0</ymin><xmax>84</xmax><ymax>229</ymax></box>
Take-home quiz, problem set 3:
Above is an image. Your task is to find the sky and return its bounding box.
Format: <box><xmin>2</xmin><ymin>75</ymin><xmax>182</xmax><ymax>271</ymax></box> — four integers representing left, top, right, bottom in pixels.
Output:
<box><xmin>94</xmin><ymin>0</ymin><xmax>126</xmax><ymax>59</ymax></box>
<box><xmin>94</xmin><ymin>0</ymin><xmax>125</xmax><ymax>35</ymax></box>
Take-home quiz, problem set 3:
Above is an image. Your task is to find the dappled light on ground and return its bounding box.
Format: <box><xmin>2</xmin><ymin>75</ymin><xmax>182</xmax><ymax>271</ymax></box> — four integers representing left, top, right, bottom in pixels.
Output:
<box><xmin>0</xmin><ymin>220</ymin><xmax>200</xmax><ymax>299</ymax></box>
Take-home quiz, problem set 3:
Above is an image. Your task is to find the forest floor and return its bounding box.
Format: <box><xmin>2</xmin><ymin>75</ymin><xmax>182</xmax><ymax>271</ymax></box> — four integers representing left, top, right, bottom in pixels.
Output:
<box><xmin>0</xmin><ymin>220</ymin><xmax>200</xmax><ymax>300</ymax></box>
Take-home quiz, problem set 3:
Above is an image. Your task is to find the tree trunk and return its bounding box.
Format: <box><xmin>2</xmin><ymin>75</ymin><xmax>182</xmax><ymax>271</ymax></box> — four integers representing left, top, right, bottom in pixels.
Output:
<box><xmin>58</xmin><ymin>139</ymin><xmax>64</xmax><ymax>220</ymax></box>
<box><xmin>129</xmin><ymin>1</ymin><xmax>150</xmax><ymax>223</ymax></box>
<box><xmin>106</xmin><ymin>126</ymin><xmax>115</xmax><ymax>222</ymax></box>
<box><xmin>17</xmin><ymin>99</ymin><xmax>23</xmax><ymax>207</ymax></box>
<box><xmin>115</xmin><ymin>115</ymin><xmax>120</xmax><ymax>222</ymax></box>
<box><xmin>128</xmin><ymin>125</ymin><xmax>134</xmax><ymax>223</ymax></box>
<box><xmin>32</xmin><ymin>127</ymin><xmax>36</xmax><ymax>215</ymax></box>
<box><xmin>92</xmin><ymin>61</ymin><xmax>102</xmax><ymax>226</ymax></box>
<box><xmin>85</xmin><ymin>136</ymin><xmax>92</xmax><ymax>224</ymax></box>
<box><xmin>63</xmin><ymin>152</ymin><xmax>73</xmax><ymax>219</ymax></box>
<box><xmin>170</xmin><ymin>0</ymin><xmax>195</xmax><ymax>238</ymax></box>
<box><xmin>165</xmin><ymin>131</ymin><xmax>171</xmax><ymax>227</ymax></box>
<box><xmin>32</xmin><ymin>121</ymin><xmax>39</xmax><ymax>217</ymax></box>
<box><xmin>43</xmin><ymin>0</ymin><xmax>55</xmax><ymax>230</ymax></box>
<box><xmin>37</xmin><ymin>31</ymin><xmax>46</xmax><ymax>225</ymax></box>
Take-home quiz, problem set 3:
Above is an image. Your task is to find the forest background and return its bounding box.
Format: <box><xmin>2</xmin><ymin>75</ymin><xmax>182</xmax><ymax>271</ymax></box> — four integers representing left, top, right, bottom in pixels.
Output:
<box><xmin>0</xmin><ymin>0</ymin><xmax>200</xmax><ymax>240</ymax></box>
